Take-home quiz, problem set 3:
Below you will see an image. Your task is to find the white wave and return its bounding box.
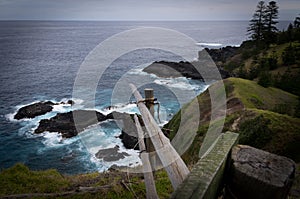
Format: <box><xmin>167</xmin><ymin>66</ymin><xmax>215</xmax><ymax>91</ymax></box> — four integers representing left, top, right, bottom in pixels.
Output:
<box><xmin>70</xmin><ymin>98</ymin><xmax>84</xmax><ymax>105</ymax></box>
<box><xmin>77</xmin><ymin>121</ymin><xmax>141</xmax><ymax>172</ymax></box>
<box><xmin>40</xmin><ymin>131</ymin><xmax>63</xmax><ymax>147</ymax></box>
<box><xmin>5</xmin><ymin>112</ymin><xmax>18</xmax><ymax>122</ymax></box>
<box><xmin>52</xmin><ymin>104</ymin><xmax>72</xmax><ymax>113</ymax></box>
<box><xmin>196</xmin><ymin>42</ymin><xmax>222</xmax><ymax>47</ymax></box>
<box><xmin>100</xmin><ymin>103</ymin><xmax>139</xmax><ymax>115</ymax></box>
<box><xmin>127</xmin><ymin>68</ymin><xmax>149</xmax><ymax>76</ymax></box>
<box><xmin>154</xmin><ymin>77</ymin><xmax>201</xmax><ymax>91</ymax></box>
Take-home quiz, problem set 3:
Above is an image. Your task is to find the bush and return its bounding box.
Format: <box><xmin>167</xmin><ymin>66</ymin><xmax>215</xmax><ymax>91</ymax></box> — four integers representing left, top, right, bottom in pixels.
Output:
<box><xmin>224</xmin><ymin>61</ymin><xmax>240</xmax><ymax>72</ymax></box>
<box><xmin>247</xmin><ymin>65</ymin><xmax>260</xmax><ymax>80</ymax></box>
<box><xmin>239</xmin><ymin>115</ymin><xmax>272</xmax><ymax>149</ymax></box>
<box><xmin>273</xmin><ymin>68</ymin><xmax>300</xmax><ymax>96</ymax></box>
<box><xmin>237</xmin><ymin>66</ymin><xmax>247</xmax><ymax>78</ymax></box>
<box><xmin>258</xmin><ymin>71</ymin><xmax>273</xmax><ymax>87</ymax></box>
<box><xmin>282</xmin><ymin>45</ymin><xmax>296</xmax><ymax>65</ymax></box>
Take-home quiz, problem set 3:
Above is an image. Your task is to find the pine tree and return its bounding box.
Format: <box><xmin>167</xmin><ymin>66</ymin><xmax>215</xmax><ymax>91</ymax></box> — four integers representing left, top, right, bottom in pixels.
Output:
<box><xmin>294</xmin><ymin>14</ymin><xmax>300</xmax><ymax>28</ymax></box>
<box><xmin>247</xmin><ymin>1</ymin><xmax>266</xmax><ymax>41</ymax></box>
<box><xmin>263</xmin><ymin>1</ymin><xmax>279</xmax><ymax>43</ymax></box>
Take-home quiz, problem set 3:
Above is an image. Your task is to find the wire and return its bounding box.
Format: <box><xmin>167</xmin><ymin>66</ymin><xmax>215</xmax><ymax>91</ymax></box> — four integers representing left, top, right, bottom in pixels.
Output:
<box><xmin>156</xmin><ymin>101</ymin><xmax>162</xmax><ymax>124</ymax></box>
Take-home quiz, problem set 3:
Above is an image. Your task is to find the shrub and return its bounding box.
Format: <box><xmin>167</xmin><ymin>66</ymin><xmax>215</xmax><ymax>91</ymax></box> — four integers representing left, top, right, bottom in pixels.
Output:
<box><xmin>282</xmin><ymin>45</ymin><xmax>296</xmax><ymax>65</ymax></box>
<box><xmin>258</xmin><ymin>71</ymin><xmax>273</xmax><ymax>87</ymax></box>
<box><xmin>239</xmin><ymin>115</ymin><xmax>272</xmax><ymax>149</ymax></box>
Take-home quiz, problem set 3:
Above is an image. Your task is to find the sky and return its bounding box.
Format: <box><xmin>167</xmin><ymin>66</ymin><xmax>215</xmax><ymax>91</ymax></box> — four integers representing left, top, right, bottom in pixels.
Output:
<box><xmin>0</xmin><ymin>0</ymin><xmax>299</xmax><ymax>21</ymax></box>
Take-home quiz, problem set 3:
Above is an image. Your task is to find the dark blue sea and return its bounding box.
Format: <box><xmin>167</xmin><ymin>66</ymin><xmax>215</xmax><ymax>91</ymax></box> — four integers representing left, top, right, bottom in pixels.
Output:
<box><xmin>0</xmin><ymin>21</ymin><xmax>290</xmax><ymax>174</ymax></box>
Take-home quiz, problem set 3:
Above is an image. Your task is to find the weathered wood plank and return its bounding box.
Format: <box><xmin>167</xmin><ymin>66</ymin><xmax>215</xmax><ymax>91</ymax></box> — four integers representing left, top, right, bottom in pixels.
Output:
<box><xmin>144</xmin><ymin>89</ymin><xmax>157</xmax><ymax>172</ymax></box>
<box><xmin>171</xmin><ymin>132</ymin><xmax>239</xmax><ymax>199</ymax></box>
<box><xmin>134</xmin><ymin>115</ymin><xmax>158</xmax><ymax>199</ymax></box>
<box><xmin>130</xmin><ymin>84</ymin><xmax>190</xmax><ymax>189</ymax></box>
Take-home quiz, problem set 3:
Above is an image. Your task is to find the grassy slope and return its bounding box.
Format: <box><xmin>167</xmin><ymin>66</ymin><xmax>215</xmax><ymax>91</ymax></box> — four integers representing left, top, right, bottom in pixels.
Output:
<box><xmin>167</xmin><ymin>77</ymin><xmax>300</xmax><ymax>198</ymax></box>
<box><xmin>165</xmin><ymin>77</ymin><xmax>299</xmax><ymax>165</ymax></box>
<box><xmin>228</xmin><ymin>78</ymin><xmax>297</xmax><ymax>114</ymax></box>
<box><xmin>0</xmin><ymin>163</ymin><xmax>173</xmax><ymax>198</ymax></box>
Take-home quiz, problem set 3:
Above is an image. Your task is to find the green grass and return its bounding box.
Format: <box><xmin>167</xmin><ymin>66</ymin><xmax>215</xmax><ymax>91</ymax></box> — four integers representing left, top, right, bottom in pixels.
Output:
<box><xmin>0</xmin><ymin>164</ymin><xmax>173</xmax><ymax>198</ymax></box>
<box><xmin>0</xmin><ymin>163</ymin><xmax>70</xmax><ymax>195</ymax></box>
<box><xmin>249</xmin><ymin>109</ymin><xmax>300</xmax><ymax>162</ymax></box>
<box><xmin>226</xmin><ymin>78</ymin><xmax>298</xmax><ymax>114</ymax></box>
<box><xmin>166</xmin><ymin>78</ymin><xmax>300</xmax><ymax>165</ymax></box>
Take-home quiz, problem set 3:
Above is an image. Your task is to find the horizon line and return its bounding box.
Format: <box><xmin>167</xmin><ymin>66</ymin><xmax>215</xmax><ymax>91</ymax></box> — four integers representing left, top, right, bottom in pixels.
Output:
<box><xmin>0</xmin><ymin>19</ymin><xmax>293</xmax><ymax>22</ymax></box>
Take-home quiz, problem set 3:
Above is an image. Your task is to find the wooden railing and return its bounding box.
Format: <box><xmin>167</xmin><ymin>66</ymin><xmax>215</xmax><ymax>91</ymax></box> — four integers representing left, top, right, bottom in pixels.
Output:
<box><xmin>129</xmin><ymin>85</ymin><xmax>294</xmax><ymax>199</ymax></box>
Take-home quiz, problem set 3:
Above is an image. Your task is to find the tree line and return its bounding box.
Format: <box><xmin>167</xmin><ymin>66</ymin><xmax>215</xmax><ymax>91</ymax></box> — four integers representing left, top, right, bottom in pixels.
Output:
<box><xmin>247</xmin><ymin>1</ymin><xmax>279</xmax><ymax>44</ymax></box>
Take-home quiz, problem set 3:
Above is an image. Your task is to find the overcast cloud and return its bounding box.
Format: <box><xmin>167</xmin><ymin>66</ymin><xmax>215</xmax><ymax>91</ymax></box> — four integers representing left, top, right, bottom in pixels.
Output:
<box><xmin>0</xmin><ymin>0</ymin><xmax>298</xmax><ymax>21</ymax></box>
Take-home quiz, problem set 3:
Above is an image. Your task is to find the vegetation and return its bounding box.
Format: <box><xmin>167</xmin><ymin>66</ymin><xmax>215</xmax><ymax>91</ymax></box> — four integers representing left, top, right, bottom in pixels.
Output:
<box><xmin>165</xmin><ymin>78</ymin><xmax>299</xmax><ymax>164</ymax></box>
<box><xmin>162</xmin><ymin>78</ymin><xmax>299</xmax><ymax>170</ymax></box>
<box><xmin>247</xmin><ymin>1</ymin><xmax>279</xmax><ymax>43</ymax></box>
<box><xmin>1</xmin><ymin>3</ymin><xmax>299</xmax><ymax>198</ymax></box>
<box><xmin>0</xmin><ymin>164</ymin><xmax>173</xmax><ymax>198</ymax></box>
<box><xmin>247</xmin><ymin>1</ymin><xmax>266</xmax><ymax>41</ymax></box>
<box><xmin>164</xmin><ymin>78</ymin><xmax>300</xmax><ymax>198</ymax></box>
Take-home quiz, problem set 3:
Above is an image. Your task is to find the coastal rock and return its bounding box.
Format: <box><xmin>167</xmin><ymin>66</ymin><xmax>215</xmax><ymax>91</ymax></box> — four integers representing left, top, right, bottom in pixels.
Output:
<box><xmin>143</xmin><ymin>61</ymin><xmax>202</xmax><ymax>79</ymax></box>
<box><xmin>14</xmin><ymin>101</ymin><xmax>55</xmax><ymax>120</ymax></box>
<box><xmin>108</xmin><ymin>111</ymin><xmax>140</xmax><ymax>150</ymax></box>
<box><xmin>203</xmin><ymin>46</ymin><xmax>239</xmax><ymax>64</ymax></box>
<box><xmin>14</xmin><ymin>100</ymin><xmax>75</xmax><ymax>120</ymax></box>
<box><xmin>119</xmin><ymin>130</ymin><xmax>139</xmax><ymax>150</ymax></box>
<box><xmin>143</xmin><ymin>60</ymin><xmax>230</xmax><ymax>80</ymax></box>
<box><xmin>34</xmin><ymin>110</ymin><xmax>107</xmax><ymax>138</ymax></box>
<box><xmin>95</xmin><ymin>145</ymin><xmax>129</xmax><ymax>162</ymax></box>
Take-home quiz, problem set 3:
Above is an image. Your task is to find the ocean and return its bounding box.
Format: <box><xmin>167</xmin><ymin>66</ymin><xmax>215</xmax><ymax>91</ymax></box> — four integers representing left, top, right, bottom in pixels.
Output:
<box><xmin>0</xmin><ymin>21</ymin><xmax>290</xmax><ymax>174</ymax></box>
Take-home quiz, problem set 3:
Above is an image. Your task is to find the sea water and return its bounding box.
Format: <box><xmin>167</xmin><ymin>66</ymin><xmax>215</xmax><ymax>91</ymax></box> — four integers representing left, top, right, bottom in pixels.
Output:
<box><xmin>0</xmin><ymin>21</ymin><xmax>289</xmax><ymax>174</ymax></box>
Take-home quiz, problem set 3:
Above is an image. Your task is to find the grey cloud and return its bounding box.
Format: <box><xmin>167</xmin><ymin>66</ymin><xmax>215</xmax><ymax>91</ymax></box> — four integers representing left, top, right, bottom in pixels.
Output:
<box><xmin>0</xmin><ymin>0</ymin><xmax>298</xmax><ymax>20</ymax></box>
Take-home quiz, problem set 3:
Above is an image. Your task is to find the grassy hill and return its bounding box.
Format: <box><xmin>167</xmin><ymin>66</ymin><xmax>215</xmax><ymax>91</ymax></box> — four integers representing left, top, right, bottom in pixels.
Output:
<box><xmin>220</xmin><ymin>40</ymin><xmax>300</xmax><ymax>96</ymax></box>
<box><xmin>164</xmin><ymin>78</ymin><xmax>300</xmax><ymax>165</ymax></box>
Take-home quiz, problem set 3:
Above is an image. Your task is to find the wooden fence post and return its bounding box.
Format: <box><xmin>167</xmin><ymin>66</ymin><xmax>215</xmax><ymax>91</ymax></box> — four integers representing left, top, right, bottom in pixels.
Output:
<box><xmin>134</xmin><ymin>115</ymin><xmax>159</xmax><ymax>199</ymax></box>
<box><xmin>144</xmin><ymin>89</ymin><xmax>157</xmax><ymax>172</ymax></box>
<box><xmin>130</xmin><ymin>84</ymin><xmax>190</xmax><ymax>189</ymax></box>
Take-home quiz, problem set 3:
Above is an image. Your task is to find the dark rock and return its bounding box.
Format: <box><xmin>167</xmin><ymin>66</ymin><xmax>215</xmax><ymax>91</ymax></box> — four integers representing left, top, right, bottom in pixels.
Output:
<box><xmin>67</xmin><ymin>100</ymin><xmax>75</xmax><ymax>105</ymax></box>
<box><xmin>14</xmin><ymin>100</ymin><xmax>76</xmax><ymax>120</ymax></box>
<box><xmin>108</xmin><ymin>111</ymin><xmax>140</xmax><ymax>150</ymax></box>
<box><xmin>204</xmin><ymin>46</ymin><xmax>239</xmax><ymax>64</ymax></box>
<box><xmin>59</xmin><ymin>100</ymin><xmax>75</xmax><ymax>106</ymax></box>
<box><xmin>143</xmin><ymin>60</ymin><xmax>230</xmax><ymax>80</ymax></box>
<box><xmin>14</xmin><ymin>101</ymin><xmax>55</xmax><ymax>120</ymax></box>
<box><xmin>119</xmin><ymin>130</ymin><xmax>139</xmax><ymax>150</ymax></box>
<box><xmin>95</xmin><ymin>145</ymin><xmax>129</xmax><ymax>162</ymax></box>
<box><xmin>143</xmin><ymin>61</ymin><xmax>202</xmax><ymax>79</ymax></box>
<box><xmin>34</xmin><ymin>110</ymin><xmax>107</xmax><ymax>138</ymax></box>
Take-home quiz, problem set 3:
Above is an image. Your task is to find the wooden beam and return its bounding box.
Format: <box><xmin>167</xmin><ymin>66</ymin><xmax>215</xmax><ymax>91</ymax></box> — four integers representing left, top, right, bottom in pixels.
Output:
<box><xmin>130</xmin><ymin>84</ymin><xmax>190</xmax><ymax>189</ymax></box>
<box><xmin>134</xmin><ymin>115</ymin><xmax>159</xmax><ymax>199</ymax></box>
<box><xmin>144</xmin><ymin>88</ymin><xmax>157</xmax><ymax>172</ymax></box>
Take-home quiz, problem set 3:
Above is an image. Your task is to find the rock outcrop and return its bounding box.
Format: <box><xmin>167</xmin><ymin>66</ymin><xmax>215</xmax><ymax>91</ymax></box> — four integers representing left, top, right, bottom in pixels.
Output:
<box><xmin>143</xmin><ymin>60</ymin><xmax>230</xmax><ymax>80</ymax></box>
<box><xmin>204</xmin><ymin>46</ymin><xmax>239</xmax><ymax>64</ymax></box>
<box><xmin>14</xmin><ymin>100</ymin><xmax>74</xmax><ymax>120</ymax></box>
<box><xmin>14</xmin><ymin>101</ymin><xmax>55</xmax><ymax>120</ymax></box>
<box><xmin>95</xmin><ymin>145</ymin><xmax>129</xmax><ymax>162</ymax></box>
<box><xmin>108</xmin><ymin>112</ymin><xmax>140</xmax><ymax>150</ymax></box>
<box><xmin>15</xmin><ymin>101</ymin><xmax>150</xmax><ymax>150</ymax></box>
<box><xmin>34</xmin><ymin>110</ymin><xmax>107</xmax><ymax>138</ymax></box>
